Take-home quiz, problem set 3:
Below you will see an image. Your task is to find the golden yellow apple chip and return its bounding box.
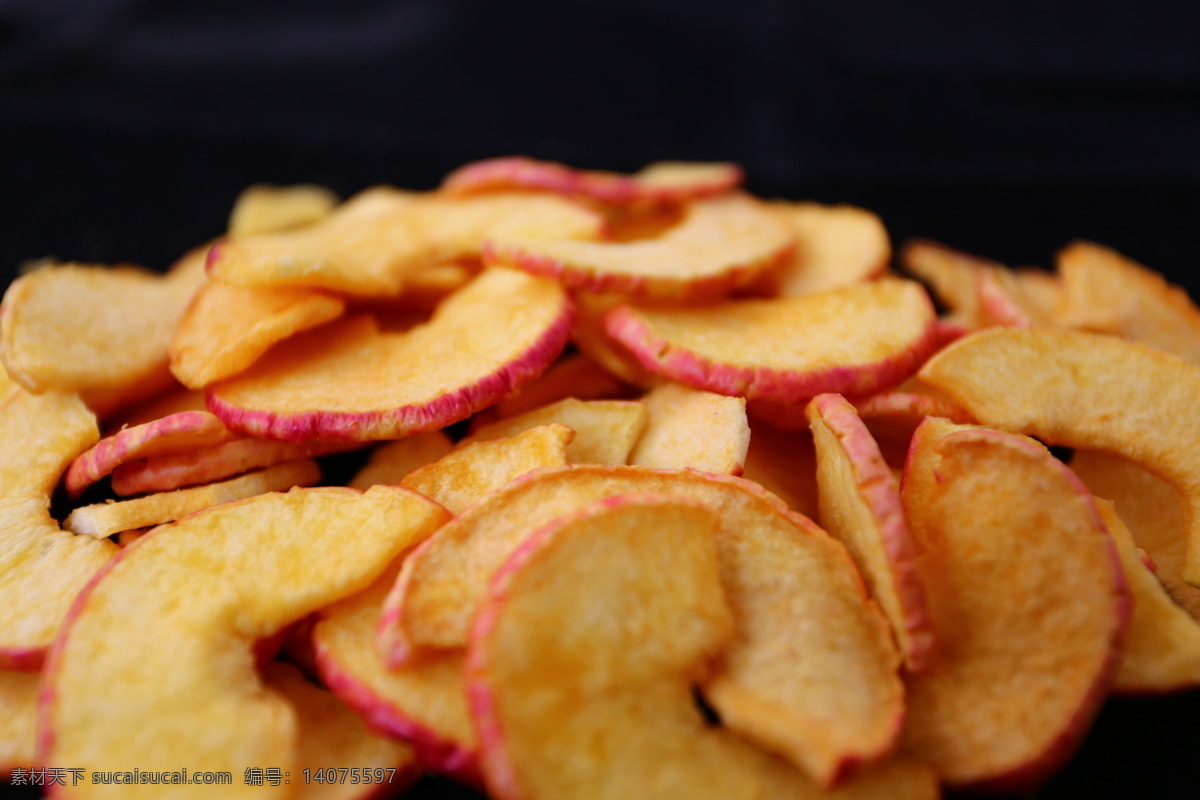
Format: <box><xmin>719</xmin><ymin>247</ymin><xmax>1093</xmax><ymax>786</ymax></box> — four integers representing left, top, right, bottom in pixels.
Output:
<box><xmin>348</xmin><ymin>432</ymin><xmax>454</xmax><ymax>490</ymax></box>
<box><xmin>766</xmin><ymin>202</ymin><xmax>890</xmax><ymax>297</ymax></box>
<box><xmin>629</xmin><ymin>382</ymin><xmax>749</xmax><ymax>475</ymax></box>
<box><xmin>0</xmin><ymin>670</ymin><xmax>39</xmax><ymax>776</ymax></box>
<box><xmin>494</xmin><ymin>353</ymin><xmax>624</xmax><ymax>418</ymax></box>
<box><xmin>464</xmin><ymin>398</ymin><xmax>646</xmax><ymax>466</ymax></box>
<box><xmin>227</xmin><ymin>184</ymin><xmax>339</xmax><ymax>239</ymax></box>
<box><xmin>899</xmin><ymin>239</ymin><xmax>997</xmax><ymax>327</ymax></box>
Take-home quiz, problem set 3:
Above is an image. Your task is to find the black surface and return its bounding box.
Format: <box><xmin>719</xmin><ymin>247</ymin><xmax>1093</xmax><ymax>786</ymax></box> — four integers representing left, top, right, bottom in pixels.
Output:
<box><xmin>3</xmin><ymin>2</ymin><xmax>1200</xmax><ymax>798</ymax></box>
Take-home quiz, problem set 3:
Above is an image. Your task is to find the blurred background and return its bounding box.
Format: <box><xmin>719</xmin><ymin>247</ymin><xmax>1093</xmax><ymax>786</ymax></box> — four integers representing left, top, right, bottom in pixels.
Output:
<box><xmin>2</xmin><ymin>1</ymin><xmax>1199</xmax><ymax>797</ymax></box>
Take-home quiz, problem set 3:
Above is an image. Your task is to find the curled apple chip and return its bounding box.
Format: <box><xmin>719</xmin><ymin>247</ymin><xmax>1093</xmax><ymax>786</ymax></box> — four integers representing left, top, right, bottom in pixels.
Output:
<box><xmin>0</xmin><ymin>390</ymin><xmax>116</xmax><ymax>669</ymax></box>
<box><xmin>208</xmin><ymin>189</ymin><xmax>603</xmax><ymax>297</ymax></box>
<box><xmin>227</xmin><ymin>183</ymin><xmax>339</xmax><ymax>239</ymax></box>
<box><xmin>208</xmin><ymin>268</ymin><xmax>573</xmax><ymax>442</ymax></box>
<box><xmin>918</xmin><ymin>328</ymin><xmax>1200</xmax><ymax>586</ymax></box>
<box><xmin>807</xmin><ymin>394</ymin><xmax>934</xmax><ymax>672</ymax></box>
<box><xmin>569</xmin><ymin>292</ymin><xmax>658</xmax><ymax>387</ymax></box>
<box><xmin>65</xmin><ymin>410</ymin><xmax>237</xmax><ymax>497</ymax></box>
<box><xmin>899</xmin><ymin>239</ymin><xmax>997</xmax><ymax>326</ymax></box>
<box><xmin>900</xmin><ymin>423</ymin><xmax>1128</xmax><ymax>791</ymax></box>
<box><xmin>442</xmin><ymin>156</ymin><xmax>742</xmax><ymax>205</ymax></box>
<box><xmin>629</xmin><ymin>382</ymin><xmax>749</xmax><ymax>475</ymax></box>
<box><xmin>606</xmin><ymin>279</ymin><xmax>937</xmax><ymax>402</ymax></box>
<box><xmin>349</xmin><ymin>432</ymin><xmax>454</xmax><ymax>490</ymax></box>
<box><xmin>494</xmin><ymin>353</ymin><xmax>624</xmax><ymax>418</ymax></box>
<box><xmin>464</xmin><ymin>398</ymin><xmax>646</xmax><ymax>466</ymax></box>
<box><xmin>486</xmin><ymin>194</ymin><xmax>793</xmax><ymax>300</ymax></box>
<box><xmin>401</xmin><ymin>424</ymin><xmax>573</xmax><ymax>514</ymax></box>
<box><xmin>467</xmin><ymin>494</ymin><xmax>934</xmax><ymax>800</ymax></box>
<box><xmin>766</xmin><ymin>202</ymin><xmax>891</xmax><ymax>297</ymax></box>
<box><xmin>170</xmin><ymin>282</ymin><xmax>347</xmax><ymax>388</ymax></box>
<box><xmin>0</xmin><ymin>670</ymin><xmax>39</xmax><ymax>775</ymax></box>
<box><xmin>41</xmin><ymin>485</ymin><xmax>450</xmax><ymax>800</ymax></box>
<box><xmin>65</xmin><ymin>459</ymin><xmax>322</xmax><ymax>539</ymax></box>
<box><xmin>852</xmin><ymin>390</ymin><xmax>974</xmax><ymax>469</ymax></box>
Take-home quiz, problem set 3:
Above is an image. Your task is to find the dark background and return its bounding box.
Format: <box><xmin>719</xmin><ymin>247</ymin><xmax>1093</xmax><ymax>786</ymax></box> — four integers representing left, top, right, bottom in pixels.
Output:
<box><xmin>3</xmin><ymin>1</ymin><xmax>1200</xmax><ymax>798</ymax></box>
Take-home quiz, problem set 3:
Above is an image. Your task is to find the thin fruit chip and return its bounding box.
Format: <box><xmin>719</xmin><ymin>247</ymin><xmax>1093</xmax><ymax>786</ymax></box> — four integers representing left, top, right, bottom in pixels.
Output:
<box><xmin>629</xmin><ymin>382</ymin><xmax>749</xmax><ymax>475</ymax></box>
<box><xmin>464</xmin><ymin>398</ymin><xmax>646</xmax><ymax>466</ymax></box>
<box><xmin>349</xmin><ymin>432</ymin><xmax>455</xmax><ymax>490</ymax></box>
<box><xmin>494</xmin><ymin>353</ymin><xmax>625</xmax><ymax>418</ymax></box>
<box><xmin>227</xmin><ymin>183</ymin><xmax>338</xmax><ymax>238</ymax></box>
<box><xmin>764</xmin><ymin>202</ymin><xmax>890</xmax><ymax>297</ymax></box>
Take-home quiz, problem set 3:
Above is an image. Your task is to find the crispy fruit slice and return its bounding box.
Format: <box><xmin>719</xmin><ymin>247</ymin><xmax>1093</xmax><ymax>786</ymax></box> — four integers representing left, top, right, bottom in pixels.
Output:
<box><xmin>918</xmin><ymin>328</ymin><xmax>1200</xmax><ymax>586</ymax></box>
<box><xmin>853</xmin><ymin>390</ymin><xmax>974</xmax><ymax>470</ymax></box>
<box><xmin>349</xmin><ymin>432</ymin><xmax>455</xmax><ymax>490</ymax></box>
<box><xmin>313</xmin><ymin>570</ymin><xmax>480</xmax><ymax>784</ymax></box>
<box><xmin>486</xmin><ymin>194</ymin><xmax>793</xmax><ymax>300</ymax></box>
<box><xmin>401</xmin><ymin>425</ymin><xmax>573</xmax><ymax>514</ymax></box>
<box><xmin>899</xmin><ymin>239</ymin><xmax>998</xmax><ymax>326</ymax></box>
<box><xmin>441</xmin><ymin>156</ymin><xmax>743</xmax><ymax>204</ymax></box>
<box><xmin>1096</xmin><ymin>500</ymin><xmax>1200</xmax><ymax>694</ymax></box>
<box><xmin>767</xmin><ymin>202</ymin><xmax>891</xmax><ymax>297</ymax></box>
<box><xmin>263</xmin><ymin>662</ymin><xmax>421</xmax><ymax>800</ymax></box>
<box><xmin>977</xmin><ymin>268</ymin><xmax>1034</xmax><ymax>328</ymax></box>
<box><xmin>227</xmin><ymin>183</ymin><xmax>339</xmax><ymax>238</ymax></box>
<box><xmin>0</xmin><ymin>263</ymin><xmax>200</xmax><ymax>416</ymax></box>
<box><xmin>0</xmin><ymin>670</ymin><xmax>39</xmax><ymax>775</ymax></box>
<box><xmin>41</xmin><ymin>485</ymin><xmax>450</xmax><ymax>800</ymax></box>
<box><xmin>740</xmin><ymin>422</ymin><xmax>820</xmax><ymax>519</ymax></box>
<box><xmin>111</xmin><ymin>437</ymin><xmax>351</xmax><ymax>496</ymax></box>
<box><xmin>64</xmin><ymin>410</ymin><xmax>237</xmax><ymax>497</ymax></box>
<box><xmin>208</xmin><ymin>189</ymin><xmax>603</xmax><ymax>297</ymax></box>
<box><xmin>1070</xmin><ymin>450</ymin><xmax>1200</xmax><ymax>621</ymax></box>
<box><xmin>569</xmin><ymin>292</ymin><xmax>659</xmax><ymax>387</ymax></box>
<box><xmin>468</xmin><ymin>494</ymin><xmax>934</xmax><ymax>800</ymax></box>
<box><xmin>899</xmin><ymin>423</ymin><xmax>1128</xmax><ymax>791</ymax></box>
<box><xmin>606</xmin><ymin>279</ymin><xmax>937</xmax><ymax>402</ymax></box>
<box><xmin>0</xmin><ymin>390</ymin><xmax>116</xmax><ymax>669</ymax></box>
<box><xmin>465</xmin><ymin>398</ymin><xmax>646</xmax><ymax>466</ymax></box>
<box><xmin>808</xmin><ymin>394</ymin><xmax>934</xmax><ymax>672</ymax></box>
<box><xmin>65</xmin><ymin>459</ymin><xmax>321</xmax><ymax>538</ymax></box>
<box><xmin>494</xmin><ymin>353</ymin><xmax>624</xmax><ymax>417</ymax></box>
<box><xmin>1057</xmin><ymin>240</ymin><xmax>1200</xmax><ymax>363</ymax></box>
<box><xmin>110</xmin><ymin>387</ymin><xmax>207</xmax><ymax>429</ymax></box>
<box><xmin>209</xmin><ymin>268</ymin><xmax>573</xmax><ymax>442</ymax></box>
<box><xmin>629</xmin><ymin>382</ymin><xmax>749</xmax><ymax>475</ymax></box>
<box><xmin>170</xmin><ymin>282</ymin><xmax>347</xmax><ymax>388</ymax></box>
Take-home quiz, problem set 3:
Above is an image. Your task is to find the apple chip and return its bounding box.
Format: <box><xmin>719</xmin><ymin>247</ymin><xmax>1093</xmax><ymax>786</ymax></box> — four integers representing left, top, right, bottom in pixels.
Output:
<box><xmin>111</xmin><ymin>387</ymin><xmax>207</xmax><ymax>429</ymax></box>
<box><xmin>767</xmin><ymin>202</ymin><xmax>890</xmax><ymax>297</ymax></box>
<box><xmin>349</xmin><ymin>432</ymin><xmax>454</xmax><ymax>490</ymax></box>
<box><xmin>569</xmin><ymin>292</ymin><xmax>658</xmax><ymax>387</ymax></box>
<box><xmin>808</xmin><ymin>394</ymin><xmax>934</xmax><ymax>671</ymax></box>
<box><xmin>486</xmin><ymin>194</ymin><xmax>793</xmax><ymax>300</ymax></box>
<box><xmin>918</xmin><ymin>328</ymin><xmax>1200</xmax><ymax>585</ymax></box>
<box><xmin>740</xmin><ymin>422</ymin><xmax>820</xmax><ymax>519</ymax></box>
<box><xmin>976</xmin><ymin>268</ymin><xmax>1034</xmax><ymax>328</ymax></box>
<box><xmin>494</xmin><ymin>353</ymin><xmax>624</xmax><ymax>417</ymax></box>
<box><xmin>468</xmin><ymin>494</ymin><xmax>935</xmax><ymax>800</ymax></box>
<box><xmin>208</xmin><ymin>268</ymin><xmax>573</xmax><ymax>442</ymax></box>
<box><xmin>900</xmin><ymin>423</ymin><xmax>1128</xmax><ymax>790</ymax></box>
<box><xmin>0</xmin><ymin>390</ymin><xmax>116</xmax><ymax>669</ymax></box>
<box><xmin>42</xmin><ymin>485</ymin><xmax>450</xmax><ymax>800</ymax></box>
<box><xmin>0</xmin><ymin>670</ymin><xmax>39</xmax><ymax>775</ymax></box>
<box><xmin>629</xmin><ymin>382</ymin><xmax>749</xmax><ymax>475</ymax></box>
<box><xmin>401</xmin><ymin>424</ymin><xmax>574</xmax><ymax>514</ymax></box>
<box><xmin>606</xmin><ymin>279</ymin><xmax>937</xmax><ymax>402</ymax></box>
<box><xmin>170</xmin><ymin>282</ymin><xmax>347</xmax><ymax>388</ymax></box>
<box><xmin>65</xmin><ymin>459</ymin><xmax>322</xmax><ymax>539</ymax></box>
<box><xmin>464</xmin><ymin>398</ymin><xmax>646</xmax><ymax>466</ymax></box>
<box><xmin>899</xmin><ymin>239</ymin><xmax>998</xmax><ymax>326</ymax></box>
<box><xmin>442</xmin><ymin>156</ymin><xmax>743</xmax><ymax>204</ymax></box>
<box><xmin>208</xmin><ymin>189</ymin><xmax>603</xmax><ymax>297</ymax></box>
<box><xmin>227</xmin><ymin>183</ymin><xmax>339</xmax><ymax>238</ymax></box>
<box><xmin>852</xmin><ymin>390</ymin><xmax>973</xmax><ymax>469</ymax></box>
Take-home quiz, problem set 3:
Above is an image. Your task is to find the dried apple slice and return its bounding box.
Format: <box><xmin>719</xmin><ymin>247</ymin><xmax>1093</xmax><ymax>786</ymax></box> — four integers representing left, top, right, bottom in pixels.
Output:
<box><xmin>170</xmin><ymin>282</ymin><xmax>347</xmax><ymax>388</ymax></box>
<box><xmin>65</xmin><ymin>459</ymin><xmax>322</xmax><ymax>538</ymax></box>
<box><xmin>629</xmin><ymin>382</ymin><xmax>749</xmax><ymax>475</ymax></box>
<box><xmin>467</xmin><ymin>494</ymin><xmax>935</xmax><ymax>800</ymax></box>
<box><xmin>569</xmin><ymin>292</ymin><xmax>658</xmax><ymax>387</ymax></box>
<box><xmin>441</xmin><ymin>156</ymin><xmax>743</xmax><ymax>204</ymax></box>
<box><xmin>400</xmin><ymin>424</ymin><xmax>573</xmax><ymax>513</ymax></box>
<box><xmin>977</xmin><ymin>268</ymin><xmax>1034</xmax><ymax>328</ymax></box>
<box><xmin>852</xmin><ymin>390</ymin><xmax>974</xmax><ymax>469</ymax></box>
<box><xmin>740</xmin><ymin>422</ymin><xmax>820</xmax><ymax>519</ymax></box>
<box><xmin>0</xmin><ymin>390</ymin><xmax>116</xmax><ymax>669</ymax></box>
<box><xmin>807</xmin><ymin>394</ymin><xmax>934</xmax><ymax>672</ymax></box>
<box><xmin>0</xmin><ymin>670</ymin><xmax>39</xmax><ymax>775</ymax></box>
<box><xmin>313</xmin><ymin>570</ymin><xmax>480</xmax><ymax>784</ymax></box>
<box><xmin>485</xmin><ymin>194</ymin><xmax>793</xmax><ymax>300</ymax></box>
<box><xmin>494</xmin><ymin>353</ymin><xmax>624</xmax><ymax>417</ymax></box>
<box><xmin>349</xmin><ymin>432</ymin><xmax>454</xmax><ymax>490</ymax></box>
<box><xmin>41</xmin><ymin>485</ymin><xmax>450</xmax><ymax>800</ymax></box>
<box><xmin>110</xmin><ymin>387</ymin><xmax>207</xmax><ymax>429</ymax></box>
<box><xmin>918</xmin><ymin>328</ymin><xmax>1200</xmax><ymax>585</ymax></box>
<box><xmin>64</xmin><ymin>410</ymin><xmax>237</xmax><ymax>497</ymax></box>
<box><xmin>767</xmin><ymin>202</ymin><xmax>890</xmax><ymax>297</ymax></box>
<box><xmin>899</xmin><ymin>422</ymin><xmax>1128</xmax><ymax>791</ymax></box>
<box><xmin>208</xmin><ymin>268</ymin><xmax>573</xmax><ymax>442</ymax></box>
<box><xmin>464</xmin><ymin>398</ymin><xmax>646</xmax><ymax>466</ymax></box>
<box><xmin>208</xmin><ymin>189</ymin><xmax>603</xmax><ymax>297</ymax></box>
<box><xmin>227</xmin><ymin>183</ymin><xmax>338</xmax><ymax>238</ymax></box>
<box><xmin>606</xmin><ymin>279</ymin><xmax>937</xmax><ymax>402</ymax></box>
<box><xmin>899</xmin><ymin>239</ymin><xmax>998</xmax><ymax>326</ymax></box>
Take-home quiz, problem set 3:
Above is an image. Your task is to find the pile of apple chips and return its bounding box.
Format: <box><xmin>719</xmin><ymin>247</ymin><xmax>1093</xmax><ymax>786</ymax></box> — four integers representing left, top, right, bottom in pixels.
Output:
<box><xmin>3</xmin><ymin>156</ymin><xmax>1200</xmax><ymax>799</ymax></box>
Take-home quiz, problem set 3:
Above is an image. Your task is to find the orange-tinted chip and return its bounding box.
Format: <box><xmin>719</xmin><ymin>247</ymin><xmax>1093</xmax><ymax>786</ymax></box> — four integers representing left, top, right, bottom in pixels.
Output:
<box><xmin>227</xmin><ymin>183</ymin><xmax>338</xmax><ymax>238</ymax></box>
<box><xmin>766</xmin><ymin>202</ymin><xmax>890</xmax><ymax>297</ymax></box>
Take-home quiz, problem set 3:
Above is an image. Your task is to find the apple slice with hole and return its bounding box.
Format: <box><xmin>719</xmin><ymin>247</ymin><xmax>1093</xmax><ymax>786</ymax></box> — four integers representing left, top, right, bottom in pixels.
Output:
<box><xmin>485</xmin><ymin>194</ymin><xmax>793</xmax><ymax>300</ymax></box>
<box><xmin>464</xmin><ymin>398</ymin><xmax>646</xmax><ymax>466</ymax></box>
<box><xmin>763</xmin><ymin>202</ymin><xmax>890</xmax><ymax>297</ymax></box>
<box><xmin>629</xmin><ymin>382</ymin><xmax>749</xmax><ymax>475</ymax></box>
<box><xmin>494</xmin><ymin>353</ymin><xmax>625</xmax><ymax>418</ymax></box>
<box><xmin>807</xmin><ymin>393</ymin><xmax>934</xmax><ymax>672</ymax></box>
<box><xmin>349</xmin><ymin>432</ymin><xmax>454</xmax><ymax>491</ymax></box>
<box><xmin>605</xmin><ymin>279</ymin><xmax>937</xmax><ymax>402</ymax></box>
<box><xmin>227</xmin><ymin>183</ymin><xmax>338</xmax><ymax>238</ymax></box>
<box><xmin>208</xmin><ymin>268</ymin><xmax>574</xmax><ymax>442</ymax></box>
<box><xmin>0</xmin><ymin>670</ymin><xmax>40</xmax><ymax>776</ymax></box>
<box><xmin>467</xmin><ymin>494</ymin><xmax>936</xmax><ymax>800</ymax></box>
<box><xmin>40</xmin><ymin>484</ymin><xmax>450</xmax><ymax>800</ymax></box>
<box><xmin>0</xmin><ymin>390</ymin><xmax>116</xmax><ymax>670</ymax></box>
<box><xmin>918</xmin><ymin>327</ymin><xmax>1200</xmax><ymax>586</ymax></box>
<box><xmin>899</xmin><ymin>420</ymin><xmax>1129</xmax><ymax>791</ymax></box>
